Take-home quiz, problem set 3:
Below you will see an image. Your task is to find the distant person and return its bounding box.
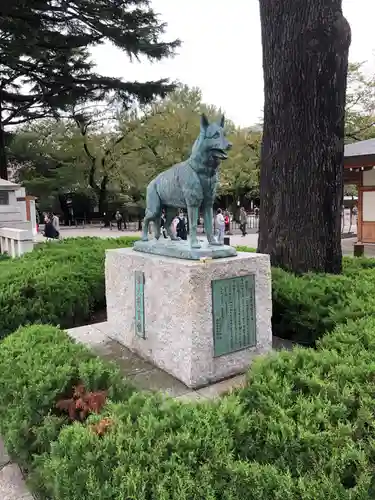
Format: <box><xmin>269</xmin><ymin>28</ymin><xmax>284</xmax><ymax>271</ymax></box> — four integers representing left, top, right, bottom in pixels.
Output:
<box><xmin>161</xmin><ymin>210</ymin><xmax>167</xmax><ymax>239</ymax></box>
<box><xmin>102</xmin><ymin>212</ymin><xmax>112</xmax><ymax>229</ymax></box>
<box><xmin>254</xmin><ymin>206</ymin><xmax>259</xmax><ymax>233</ymax></box>
<box><xmin>215</xmin><ymin>208</ymin><xmax>225</xmax><ymax>243</ymax></box>
<box><xmin>176</xmin><ymin>213</ymin><xmax>187</xmax><ymax>240</ymax></box>
<box><xmin>43</xmin><ymin>214</ymin><xmax>59</xmax><ymax>240</ymax></box>
<box><xmin>115</xmin><ymin>210</ymin><xmax>123</xmax><ymax>231</ymax></box>
<box><xmin>240</xmin><ymin>207</ymin><xmax>247</xmax><ymax>237</ymax></box>
<box><xmin>172</xmin><ymin>215</ymin><xmax>179</xmax><ymax>237</ymax></box>
<box><xmin>224</xmin><ymin>210</ymin><xmax>230</xmax><ymax>234</ymax></box>
<box><xmin>52</xmin><ymin>212</ymin><xmax>60</xmax><ymax>233</ymax></box>
<box><xmin>351</xmin><ymin>205</ymin><xmax>358</xmax><ymax>228</ymax></box>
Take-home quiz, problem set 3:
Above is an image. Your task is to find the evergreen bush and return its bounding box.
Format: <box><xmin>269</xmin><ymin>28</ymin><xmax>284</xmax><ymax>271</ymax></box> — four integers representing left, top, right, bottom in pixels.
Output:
<box><xmin>0</xmin><ymin>236</ymin><xmax>138</xmax><ymax>339</ymax></box>
<box><xmin>0</xmin><ymin>324</ymin><xmax>134</xmax><ymax>467</ymax></box>
<box><xmin>15</xmin><ymin>317</ymin><xmax>374</xmax><ymax>499</ymax></box>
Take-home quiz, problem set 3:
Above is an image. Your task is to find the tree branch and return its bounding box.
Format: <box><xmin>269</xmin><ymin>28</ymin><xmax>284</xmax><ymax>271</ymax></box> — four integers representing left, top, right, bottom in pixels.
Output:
<box><xmin>345</xmin><ymin>122</ymin><xmax>375</xmax><ymax>142</ymax></box>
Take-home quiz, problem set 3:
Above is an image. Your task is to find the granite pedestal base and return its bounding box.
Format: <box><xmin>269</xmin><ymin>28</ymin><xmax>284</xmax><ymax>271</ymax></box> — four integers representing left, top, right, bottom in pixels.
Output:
<box><xmin>105</xmin><ymin>248</ymin><xmax>272</xmax><ymax>388</ymax></box>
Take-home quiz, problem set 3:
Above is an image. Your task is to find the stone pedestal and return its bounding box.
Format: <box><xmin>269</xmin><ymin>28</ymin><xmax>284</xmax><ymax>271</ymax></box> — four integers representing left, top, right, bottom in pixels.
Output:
<box><xmin>0</xmin><ymin>227</ymin><xmax>34</xmax><ymax>257</ymax></box>
<box><xmin>0</xmin><ymin>179</ymin><xmax>33</xmax><ymax>233</ymax></box>
<box><xmin>105</xmin><ymin>248</ymin><xmax>272</xmax><ymax>388</ymax></box>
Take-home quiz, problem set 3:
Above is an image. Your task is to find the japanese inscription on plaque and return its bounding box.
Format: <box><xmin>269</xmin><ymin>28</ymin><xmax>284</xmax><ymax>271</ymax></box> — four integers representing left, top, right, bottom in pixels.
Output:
<box><xmin>134</xmin><ymin>271</ymin><xmax>145</xmax><ymax>338</ymax></box>
<box><xmin>211</xmin><ymin>275</ymin><xmax>256</xmax><ymax>357</ymax></box>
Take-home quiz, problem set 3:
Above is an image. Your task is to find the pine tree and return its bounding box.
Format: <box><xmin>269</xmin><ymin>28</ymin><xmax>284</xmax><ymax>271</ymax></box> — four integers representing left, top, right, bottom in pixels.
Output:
<box><xmin>0</xmin><ymin>0</ymin><xmax>180</xmax><ymax>179</ymax></box>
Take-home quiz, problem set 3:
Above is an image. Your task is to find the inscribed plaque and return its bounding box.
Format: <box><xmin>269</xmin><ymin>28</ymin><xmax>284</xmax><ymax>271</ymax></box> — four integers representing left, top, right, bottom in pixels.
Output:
<box><xmin>211</xmin><ymin>275</ymin><xmax>256</xmax><ymax>357</ymax></box>
<box><xmin>0</xmin><ymin>191</ymin><xmax>9</xmax><ymax>205</ymax></box>
<box><xmin>134</xmin><ymin>271</ymin><xmax>145</xmax><ymax>338</ymax></box>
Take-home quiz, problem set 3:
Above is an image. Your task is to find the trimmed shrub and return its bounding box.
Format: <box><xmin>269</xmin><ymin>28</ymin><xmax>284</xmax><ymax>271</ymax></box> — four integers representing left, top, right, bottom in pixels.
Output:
<box><xmin>1</xmin><ymin>235</ymin><xmax>375</xmax><ymax>346</ymax></box>
<box><xmin>27</xmin><ymin>316</ymin><xmax>375</xmax><ymax>499</ymax></box>
<box><xmin>34</xmin><ymin>395</ymin><xmax>301</xmax><ymax>500</ymax></box>
<box><xmin>233</xmin><ymin>319</ymin><xmax>375</xmax><ymax>497</ymax></box>
<box><xmin>0</xmin><ymin>236</ymin><xmax>138</xmax><ymax>339</ymax></box>
<box><xmin>271</xmin><ymin>266</ymin><xmax>375</xmax><ymax>344</ymax></box>
<box><xmin>235</xmin><ymin>245</ymin><xmax>256</xmax><ymax>252</ymax></box>
<box><xmin>238</xmin><ymin>247</ymin><xmax>375</xmax><ymax>345</ymax></box>
<box><xmin>0</xmin><ymin>324</ymin><xmax>134</xmax><ymax>466</ymax></box>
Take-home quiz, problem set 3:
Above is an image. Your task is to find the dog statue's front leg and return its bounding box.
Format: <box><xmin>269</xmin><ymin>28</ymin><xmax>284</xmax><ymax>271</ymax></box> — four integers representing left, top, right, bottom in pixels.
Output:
<box><xmin>187</xmin><ymin>206</ymin><xmax>200</xmax><ymax>248</ymax></box>
<box><xmin>204</xmin><ymin>204</ymin><xmax>223</xmax><ymax>246</ymax></box>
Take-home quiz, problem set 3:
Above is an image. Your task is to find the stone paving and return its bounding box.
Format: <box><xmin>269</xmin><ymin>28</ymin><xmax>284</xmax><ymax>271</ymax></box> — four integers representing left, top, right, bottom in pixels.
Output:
<box><xmin>0</xmin><ymin>439</ymin><xmax>34</xmax><ymax>500</ymax></box>
<box><xmin>0</xmin><ymin>321</ymin><xmax>294</xmax><ymax>499</ymax></box>
<box><xmin>36</xmin><ymin>228</ymin><xmax>375</xmax><ymax>257</ymax></box>
<box><xmin>36</xmin><ymin>226</ymin><xmax>260</xmax><ymax>249</ymax></box>
<box><xmin>67</xmin><ymin>322</ymin><xmax>294</xmax><ymax>398</ymax></box>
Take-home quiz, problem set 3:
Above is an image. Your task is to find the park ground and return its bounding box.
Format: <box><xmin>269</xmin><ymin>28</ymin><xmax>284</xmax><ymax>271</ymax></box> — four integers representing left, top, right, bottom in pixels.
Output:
<box><xmin>36</xmin><ymin>226</ymin><xmax>370</xmax><ymax>257</ymax></box>
<box><xmin>2</xmin><ymin>228</ymin><xmax>375</xmax><ymax>499</ymax></box>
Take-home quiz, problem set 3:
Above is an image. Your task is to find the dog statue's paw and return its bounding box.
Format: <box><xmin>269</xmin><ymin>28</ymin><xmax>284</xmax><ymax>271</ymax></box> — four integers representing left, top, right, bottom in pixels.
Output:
<box><xmin>190</xmin><ymin>241</ymin><xmax>201</xmax><ymax>249</ymax></box>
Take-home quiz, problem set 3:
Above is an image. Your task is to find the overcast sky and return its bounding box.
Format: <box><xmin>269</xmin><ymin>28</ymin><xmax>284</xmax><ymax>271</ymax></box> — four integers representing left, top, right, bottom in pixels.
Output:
<box><xmin>91</xmin><ymin>0</ymin><xmax>375</xmax><ymax>128</ymax></box>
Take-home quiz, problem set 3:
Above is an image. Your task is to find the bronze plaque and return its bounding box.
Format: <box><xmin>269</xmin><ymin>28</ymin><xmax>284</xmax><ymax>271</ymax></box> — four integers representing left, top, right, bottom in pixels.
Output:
<box><xmin>211</xmin><ymin>275</ymin><xmax>256</xmax><ymax>357</ymax></box>
<box><xmin>134</xmin><ymin>271</ymin><xmax>145</xmax><ymax>338</ymax></box>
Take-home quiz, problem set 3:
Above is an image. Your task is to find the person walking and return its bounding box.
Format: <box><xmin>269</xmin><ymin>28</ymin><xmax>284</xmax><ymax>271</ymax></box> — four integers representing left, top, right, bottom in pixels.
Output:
<box><xmin>176</xmin><ymin>212</ymin><xmax>187</xmax><ymax>240</ymax></box>
<box><xmin>161</xmin><ymin>210</ymin><xmax>168</xmax><ymax>239</ymax></box>
<box><xmin>215</xmin><ymin>208</ymin><xmax>225</xmax><ymax>244</ymax></box>
<box><xmin>239</xmin><ymin>207</ymin><xmax>247</xmax><ymax>237</ymax></box>
<box><xmin>52</xmin><ymin>212</ymin><xmax>60</xmax><ymax>234</ymax></box>
<box><xmin>224</xmin><ymin>210</ymin><xmax>230</xmax><ymax>234</ymax></box>
<box><xmin>115</xmin><ymin>210</ymin><xmax>123</xmax><ymax>231</ymax></box>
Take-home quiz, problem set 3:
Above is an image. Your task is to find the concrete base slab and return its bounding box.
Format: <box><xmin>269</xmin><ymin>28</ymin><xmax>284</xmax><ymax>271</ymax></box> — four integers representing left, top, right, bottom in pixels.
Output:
<box><xmin>133</xmin><ymin>238</ymin><xmax>237</xmax><ymax>260</ymax></box>
<box><xmin>0</xmin><ymin>439</ymin><xmax>10</xmax><ymax>469</ymax></box>
<box><xmin>0</xmin><ymin>463</ymin><xmax>34</xmax><ymax>500</ymax></box>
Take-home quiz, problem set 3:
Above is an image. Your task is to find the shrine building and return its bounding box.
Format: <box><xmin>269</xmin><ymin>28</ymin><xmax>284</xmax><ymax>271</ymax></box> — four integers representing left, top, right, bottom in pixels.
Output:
<box><xmin>344</xmin><ymin>138</ymin><xmax>375</xmax><ymax>244</ymax></box>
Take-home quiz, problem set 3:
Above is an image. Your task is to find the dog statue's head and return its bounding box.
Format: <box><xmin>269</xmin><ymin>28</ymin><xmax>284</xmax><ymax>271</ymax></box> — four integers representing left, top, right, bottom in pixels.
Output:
<box><xmin>191</xmin><ymin>113</ymin><xmax>232</xmax><ymax>169</ymax></box>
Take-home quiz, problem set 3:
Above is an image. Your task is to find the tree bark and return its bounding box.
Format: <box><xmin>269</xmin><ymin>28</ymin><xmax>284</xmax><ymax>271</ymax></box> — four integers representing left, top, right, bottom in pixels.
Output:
<box><xmin>257</xmin><ymin>0</ymin><xmax>351</xmax><ymax>274</ymax></box>
<box><xmin>0</xmin><ymin>89</ymin><xmax>8</xmax><ymax>180</ymax></box>
<box><xmin>0</xmin><ymin>127</ymin><xmax>7</xmax><ymax>180</ymax></box>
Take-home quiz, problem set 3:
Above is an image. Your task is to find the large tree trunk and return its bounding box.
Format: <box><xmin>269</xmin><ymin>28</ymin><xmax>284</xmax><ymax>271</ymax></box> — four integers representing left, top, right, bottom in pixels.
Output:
<box><xmin>0</xmin><ymin>127</ymin><xmax>7</xmax><ymax>180</ymax></box>
<box><xmin>0</xmin><ymin>88</ymin><xmax>8</xmax><ymax>180</ymax></box>
<box><xmin>257</xmin><ymin>0</ymin><xmax>351</xmax><ymax>274</ymax></box>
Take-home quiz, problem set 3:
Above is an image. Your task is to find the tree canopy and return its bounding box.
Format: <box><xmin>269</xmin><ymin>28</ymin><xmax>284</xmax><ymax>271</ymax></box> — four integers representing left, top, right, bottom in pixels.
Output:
<box><xmin>0</xmin><ymin>0</ymin><xmax>180</xmax><ymax>178</ymax></box>
<box><xmin>345</xmin><ymin>62</ymin><xmax>375</xmax><ymax>142</ymax></box>
<box><xmin>8</xmin><ymin>86</ymin><xmax>261</xmax><ymax>218</ymax></box>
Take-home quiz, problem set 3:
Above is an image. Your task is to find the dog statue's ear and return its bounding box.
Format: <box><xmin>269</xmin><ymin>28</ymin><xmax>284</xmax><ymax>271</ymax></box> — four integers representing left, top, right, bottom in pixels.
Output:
<box><xmin>219</xmin><ymin>114</ymin><xmax>225</xmax><ymax>128</ymax></box>
<box><xmin>200</xmin><ymin>113</ymin><xmax>209</xmax><ymax>131</ymax></box>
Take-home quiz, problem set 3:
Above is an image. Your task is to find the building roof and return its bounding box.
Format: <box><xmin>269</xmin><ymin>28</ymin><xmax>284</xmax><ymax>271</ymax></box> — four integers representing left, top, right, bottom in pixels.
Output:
<box><xmin>0</xmin><ymin>178</ymin><xmax>20</xmax><ymax>190</ymax></box>
<box><xmin>344</xmin><ymin>139</ymin><xmax>375</xmax><ymax>168</ymax></box>
<box><xmin>344</xmin><ymin>139</ymin><xmax>375</xmax><ymax>158</ymax></box>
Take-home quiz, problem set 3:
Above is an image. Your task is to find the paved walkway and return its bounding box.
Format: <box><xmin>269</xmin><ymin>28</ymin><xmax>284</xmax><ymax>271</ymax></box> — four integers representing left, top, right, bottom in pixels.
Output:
<box><xmin>36</xmin><ymin>227</ymin><xmax>260</xmax><ymax>248</ymax></box>
<box><xmin>67</xmin><ymin>322</ymin><xmax>293</xmax><ymax>400</ymax></box>
<box><xmin>36</xmin><ymin>228</ymin><xmax>375</xmax><ymax>258</ymax></box>
<box><xmin>0</xmin><ymin>439</ymin><xmax>34</xmax><ymax>500</ymax></box>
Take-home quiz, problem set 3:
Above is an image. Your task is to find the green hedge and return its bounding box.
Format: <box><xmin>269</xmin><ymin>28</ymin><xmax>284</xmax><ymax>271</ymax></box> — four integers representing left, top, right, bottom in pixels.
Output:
<box><xmin>1</xmin><ymin>236</ymin><xmax>375</xmax><ymax>345</ymax></box>
<box><xmin>0</xmin><ymin>324</ymin><xmax>134</xmax><ymax>468</ymax></box>
<box><xmin>270</xmin><ymin>264</ymin><xmax>375</xmax><ymax>344</ymax></box>
<box><xmin>2</xmin><ymin>320</ymin><xmax>375</xmax><ymax>498</ymax></box>
<box><xmin>234</xmin><ymin>247</ymin><xmax>375</xmax><ymax>344</ymax></box>
<box><xmin>0</xmin><ymin>236</ymin><xmax>138</xmax><ymax>340</ymax></box>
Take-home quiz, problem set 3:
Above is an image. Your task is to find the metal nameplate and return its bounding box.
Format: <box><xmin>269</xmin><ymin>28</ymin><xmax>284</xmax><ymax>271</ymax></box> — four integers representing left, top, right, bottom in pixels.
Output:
<box><xmin>211</xmin><ymin>275</ymin><xmax>256</xmax><ymax>357</ymax></box>
<box><xmin>134</xmin><ymin>271</ymin><xmax>145</xmax><ymax>338</ymax></box>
